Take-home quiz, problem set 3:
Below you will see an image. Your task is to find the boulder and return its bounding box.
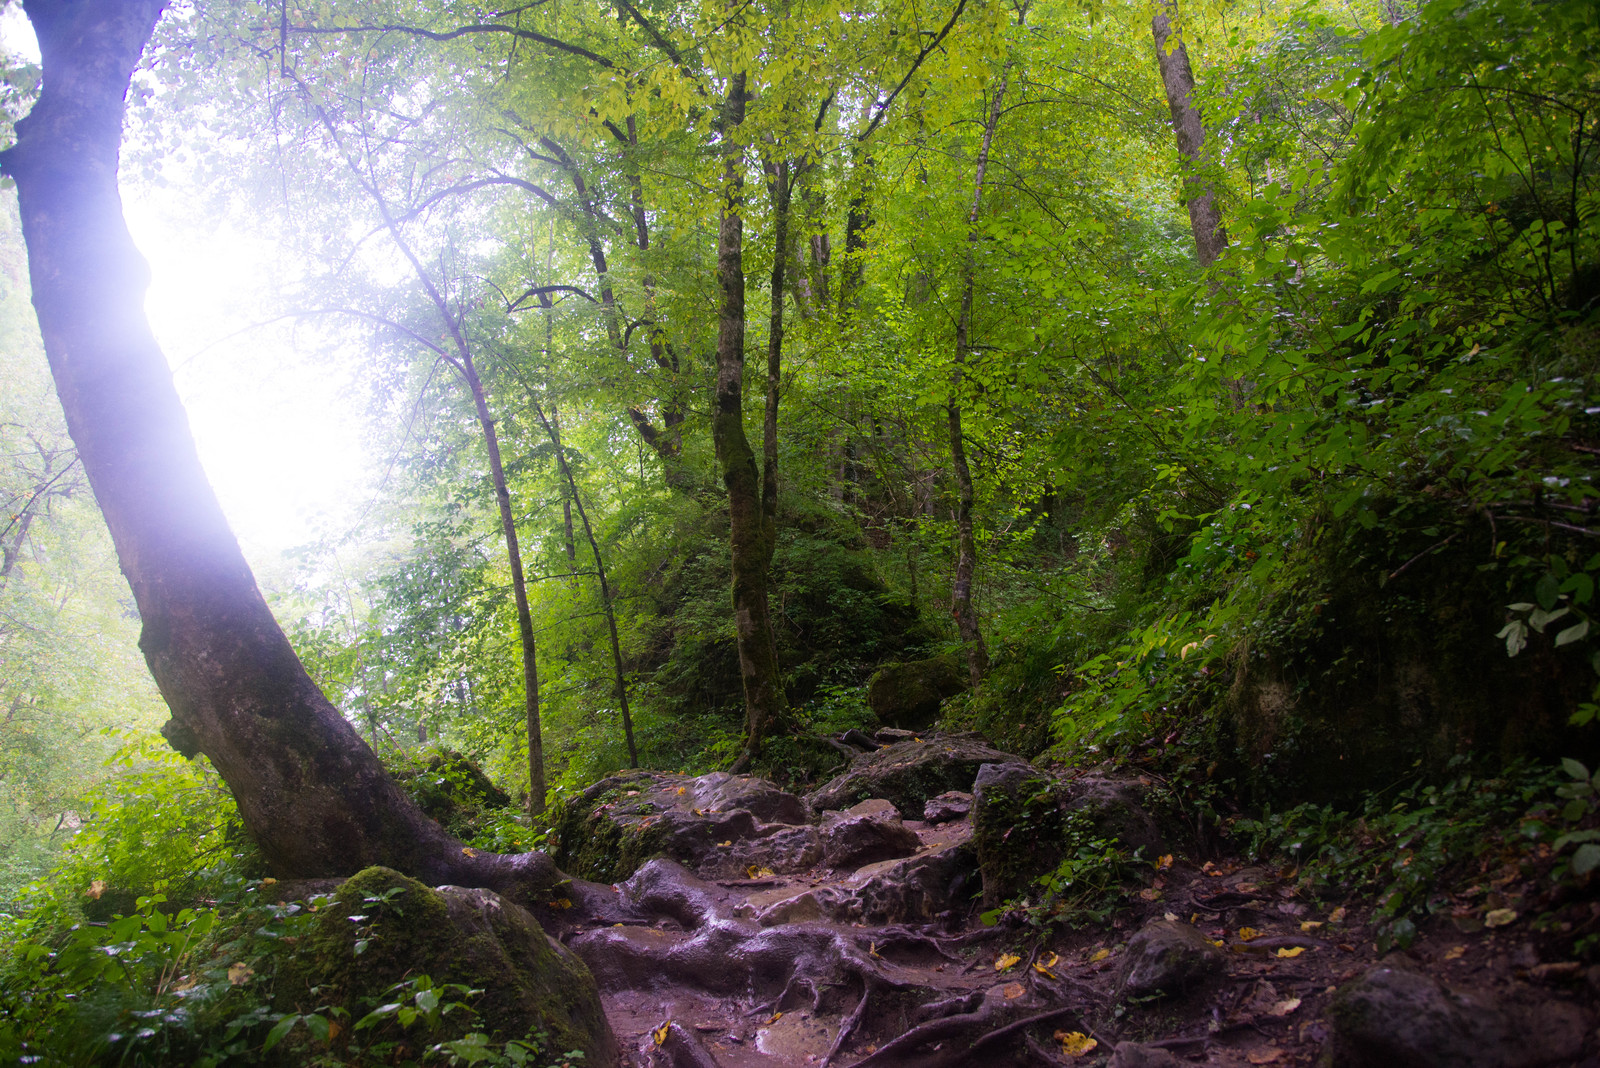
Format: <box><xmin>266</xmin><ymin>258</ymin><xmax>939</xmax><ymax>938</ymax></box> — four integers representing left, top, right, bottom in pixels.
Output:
<box><xmin>282</xmin><ymin>867</ymin><xmax>616</xmax><ymax>1066</ymax></box>
<box><xmin>972</xmin><ymin>762</ymin><xmax>1168</xmax><ymax>907</ymax></box>
<box><xmin>923</xmin><ymin>791</ymin><xmax>972</xmax><ymax>823</ymax></box>
<box><xmin>971</xmin><ymin>761</ymin><xmax>1055</xmax><ymax>907</ymax></box>
<box><xmin>806</xmin><ymin>733</ymin><xmax>1021</xmax><ymax>816</ymax></box>
<box><xmin>1116</xmin><ymin>920</ymin><xmax>1227</xmax><ymax>997</ymax></box>
<box><xmin>688</xmin><ymin>771</ymin><xmax>810</xmax><ymax>824</ymax></box>
<box><xmin>1324</xmin><ymin>964</ymin><xmax>1586</xmax><ymax>1068</ymax></box>
<box><xmin>865</xmin><ymin>654</ymin><xmax>969</xmax><ymax>728</ymax></box>
<box><xmin>820</xmin><ymin>810</ymin><xmax>921</xmax><ymax>870</ymax></box>
<box><xmin>823</xmin><ymin>837</ymin><xmax>979</xmax><ymax>924</ymax></box>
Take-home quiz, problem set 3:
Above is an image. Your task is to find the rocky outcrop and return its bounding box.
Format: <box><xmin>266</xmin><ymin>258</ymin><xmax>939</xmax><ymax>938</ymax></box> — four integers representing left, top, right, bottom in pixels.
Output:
<box><xmin>865</xmin><ymin>654</ymin><xmax>969</xmax><ymax>728</ymax></box>
<box><xmin>282</xmin><ymin>867</ymin><xmax>616</xmax><ymax>1065</ymax></box>
<box><xmin>923</xmin><ymin>791</ymin><xmax>973</xmax><ymax>823</ymax></box>
<box><xmin>551</xmin><ymin>770</ymin><xmax>819</xmax><ymax>883</ymax></box>
<box><xmin>1323</xmin><ymin>964</ymin><xmax>1586</xmax><ymax>1068</ymax></box>
<box><xmin>806</xmin><ymin>733</ymin><xmax>1019</xmax><ymax>815</ymax></box>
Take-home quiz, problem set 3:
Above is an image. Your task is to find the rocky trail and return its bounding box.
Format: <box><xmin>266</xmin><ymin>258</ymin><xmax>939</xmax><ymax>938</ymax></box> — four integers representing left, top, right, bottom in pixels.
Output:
<box><xmin>496</xmin><ymin>731</ymin><xmax>1600</xmax><ymax>1068</ymax></box>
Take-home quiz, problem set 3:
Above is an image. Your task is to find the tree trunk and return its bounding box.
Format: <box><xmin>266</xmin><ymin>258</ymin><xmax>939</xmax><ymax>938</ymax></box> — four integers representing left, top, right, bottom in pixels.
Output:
<box><xmin>948</xmin><ymin>69</ymin><xmax>1008</xmax><ymax>688</ymax></box>
<box><xmin>1152</xmin><ymin>9</ymin><xmax>1227</xmax><ymax>267</ymax></box>
<box><xmin>527</xmin><ymin>396</ymin><xmax>638</xmax><ymax>768</ymax></box>
<box><xmin>711</xmin><ymin>73</ymin><xmax>788</xmax><ymax>769</ymax></box>
<box><xmin>456</xmin><ymin>352</ymin><xmax>546</xmax><ymax>814</ymax></box>
<box><xmin>0</xmin><ymin>0</ymin><xmax>560</xmax><ymax>895</ymax></box>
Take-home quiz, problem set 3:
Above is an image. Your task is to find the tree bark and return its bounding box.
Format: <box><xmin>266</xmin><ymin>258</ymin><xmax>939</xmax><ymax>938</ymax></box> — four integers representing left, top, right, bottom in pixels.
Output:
<box><xmin>0</xmin><ymin>0</ymin><xmax>560</xmax><ymax>894</ymax></box>
<box><xmin>711</xmin><ymin>73</ymin><xmax>788</xmax><ymax>769</ymax></box>
<box><xmin>948</xmin><ymin>69</ymin><xmax>1008</xmax><ymax>688</ymax></box>
<box><xmin>1152</xmin><ymin>9</ymin><xmax>1228</xmax><ymax>267</ymax></box>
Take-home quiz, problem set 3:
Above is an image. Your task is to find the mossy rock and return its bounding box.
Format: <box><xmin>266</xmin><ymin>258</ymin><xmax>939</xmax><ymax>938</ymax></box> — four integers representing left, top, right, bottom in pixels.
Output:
<box><xmin>865</xmin><ymin>654</ymin><xmax>969</xmax><ymax>729</ymax></box>
<box><xmin>971</xmin><ymin>762</ymin><xmax>1064</xmax><ymax>908</ymax></box>
<box><xmin>281</xmin><ymin>867</ymin><xmax>616</xmax><ymax>1064</ymax></box>
<box><xmin>549</xmin><ymin>772</ymin><xmax>673</xmax><ymax>883</ymax></box>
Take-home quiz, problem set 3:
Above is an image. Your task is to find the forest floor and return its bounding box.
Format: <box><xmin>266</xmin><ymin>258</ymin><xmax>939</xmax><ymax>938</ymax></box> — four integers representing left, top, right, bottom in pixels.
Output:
<box><xmin>547</xmin><ymin>739</ymin><xmax>1600</xmax><ymax>1067</ymax></box>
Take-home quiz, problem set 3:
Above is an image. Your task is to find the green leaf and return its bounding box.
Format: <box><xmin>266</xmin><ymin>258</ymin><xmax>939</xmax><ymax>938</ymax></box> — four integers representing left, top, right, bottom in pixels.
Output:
<box><xmin>1573</xmin><ymin>843</ymin><xmax>1600</xmax><ymax>875</ymax></box>
<box><xmin>1538</xmin><ymin>573</ymin><xmax>1562</xmax><ymax>611</ymax></box>
<box><xmin>263</xmin><ymin>1015</ymin><xmax>299</xmax><ymax>1052</ymax></box>
<box><xmin>1563</xmin><ymin>758</ymin><xmax>1590</xmax><ymax>782</ymax></box>
<box><xmin>1555</xmin><ymin>619</ymin><xmax>1590</xmax><ymax>647</ymax></box>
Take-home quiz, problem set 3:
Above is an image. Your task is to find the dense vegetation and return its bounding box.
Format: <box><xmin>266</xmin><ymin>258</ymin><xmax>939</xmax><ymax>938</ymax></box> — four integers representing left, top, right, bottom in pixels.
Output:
<box><xmin>0</xmin><ymin>0</ymin><xmax>1597</xmax><ymax>1060</ymax></box>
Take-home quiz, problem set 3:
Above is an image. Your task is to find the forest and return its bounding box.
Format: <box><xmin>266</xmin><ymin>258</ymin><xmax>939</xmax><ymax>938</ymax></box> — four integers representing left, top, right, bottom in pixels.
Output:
<box><xmin>0</xmin><ymin>0</ymin><xmax>1597</xmax><ymax>1063</ymax></box>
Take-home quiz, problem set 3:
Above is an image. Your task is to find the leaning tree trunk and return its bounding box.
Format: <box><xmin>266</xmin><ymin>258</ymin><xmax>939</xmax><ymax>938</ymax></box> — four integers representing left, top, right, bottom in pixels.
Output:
<box><xmin>711</xmin><ymin>73</ymin><xmax>788</xmax><ymax>769</ymax></box>
<box><xmin>0</xmin><ymin>0</ymin><xmax>560</xmax><ymax>895</ymax></box>
<box><xmin>1152</xmin><ymin>8</ymin><xmax>1227</xmax><ymax>267</ymax></box>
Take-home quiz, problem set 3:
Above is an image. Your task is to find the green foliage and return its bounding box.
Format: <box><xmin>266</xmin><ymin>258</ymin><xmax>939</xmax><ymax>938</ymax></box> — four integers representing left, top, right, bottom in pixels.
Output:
<box><xmin>1232</xmin><ymin>759</ymin><xmax>1566</xmax><ymax>952</ymax></box>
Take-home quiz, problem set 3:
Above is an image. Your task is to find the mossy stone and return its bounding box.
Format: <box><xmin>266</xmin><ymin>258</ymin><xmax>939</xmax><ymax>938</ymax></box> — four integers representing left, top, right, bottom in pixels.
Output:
<box><xmin>282</xmin><ymin>867</ymin><xmax>615</xmax><ymax>1064</ymax></box>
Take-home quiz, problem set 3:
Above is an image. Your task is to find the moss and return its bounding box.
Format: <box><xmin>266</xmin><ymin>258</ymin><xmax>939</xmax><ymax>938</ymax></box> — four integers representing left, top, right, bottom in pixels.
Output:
<box><xmin>280</xmin><ymin>867</ymin><xmax>613</xmax><ymax>1064</ymax></box>
<box><xmin>549</xmin><ymin>784</ymin><xmax>671</xmax><ymax>883</ymax></box>
<box><xmin>865</xmin><ymin>654</ymin><xmax>968</xmax><ymax>729</ymax></box>
<box><xmin>972</xmin><ymin>774</ymin><xmax>1069</xmax><ymax>908</ymax></box>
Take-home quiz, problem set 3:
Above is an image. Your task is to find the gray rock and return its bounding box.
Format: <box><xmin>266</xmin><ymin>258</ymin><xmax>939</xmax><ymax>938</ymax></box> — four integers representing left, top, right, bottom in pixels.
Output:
<box><xmin>923</xmin><ymin>790</ymin><xmax>973</xmax><ymax>823</ymax></box>
<box><xmin>1325</xmin><ymin>964</ymin><xmax>1586</xmax><ymax>1068</ymax></box>
<box><xmin>820</xmin><ymin>811</ymin><xmax>921</xmax><ymax>870</ymax></box>
<box><xmin>1117</xmin><ymin>920</ymin><xmax>1227</xmax><ymax>997</ymax></box>
<box><xmin>1068</xmin><ymin>772</ymin><xmax>1167</xmax><ymax>856</ymax></box>
<box><xmin>1109</xmin><ymin>1043</ymin><xmax>1186</xmax><ymax>1068</ymax></box>
<box><xmin>688</xmin><ymin>771</ymin><xmax>809</xmax><ymax>825</ymax></box>
<box><xmin>806</xmin><ymin>733</ymin><xmax>1022</xmax><ymax>815</ymax></box>
<box><xmin>822</xmin><ymin>838</ymin><xmax>978</xmax><ymax>924</ymax></box>
<box><xmin>845</xmin><ymin>797</ymin><xmax>902</xmax><ymax>821</ymax></box>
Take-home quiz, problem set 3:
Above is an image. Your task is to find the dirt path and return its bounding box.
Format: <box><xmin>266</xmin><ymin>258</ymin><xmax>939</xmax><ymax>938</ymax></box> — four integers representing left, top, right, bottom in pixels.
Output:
<box><xmin>543</xmin><ymin>740</ymin><xmax>1599</xmax><ymax>1067</ymax></box>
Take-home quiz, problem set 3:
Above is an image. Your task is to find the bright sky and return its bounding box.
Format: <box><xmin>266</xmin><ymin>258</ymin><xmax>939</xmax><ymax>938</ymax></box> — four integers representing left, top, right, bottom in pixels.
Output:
<box><xmin>3</xmin><ymin>9</ymin><xmax>372</xmax><ymax>574</ymax></box>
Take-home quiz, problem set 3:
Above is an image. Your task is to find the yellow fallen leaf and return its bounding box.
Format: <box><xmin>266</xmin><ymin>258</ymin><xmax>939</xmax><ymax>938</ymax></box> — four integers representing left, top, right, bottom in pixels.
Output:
<box><xmin>869</xmin><ymin>942</ymin><xmax>881</xmax><ymax>958</ymax></box>
<box><xmin>1247</xmin><ymin>1049</ymin><xmax>1282</xmax><ymax>1064</ymax></box>
<box><xmin>718</xmin><ymin>841</ymin><xmax>733</xmax><ymax>848</ymax></box>
<box><xmin>676</xmin><ymin>787</ymin><xmax>687</xmax><ymax>795</ymax></box>
<box><xmin>1211</xmin><ymin>939</ymin><xmax>1225</xmax><ymax>948</ymax></box>
<box><xmin>1484</xmin><ymin>908</ymin><xmax>1518</xmax><ymax>928</ymax></box>
<box><xmin>1002</xmin><ymin>982</ymin><xmax>1025</xmax><ymax>999</ymax></box>
<box><xmin>1238</xmin><ymin>926</ymin><xmax>1262</xmax><ymax>941</ymax></box>
<box><xmin>652</xmin><ymin>1023</ymin><xmax>670</xmax><ymax>1046</ymax></box>
<box><xmin>227</xmin><ymin>963</ymin><xmax>254</xmax><ymax>986</ymax></box>
<box><xmin>551</xmin><ymin>897</ymin><xmax>573</xmax><ymax>909</ymax></box>
<box><xmin>326</xmin><ymin>1019</ymin><xmax>342</xmax><ymax>1043</ymax></box>
<box><xmin>87</xmin><ymin>879</ymin><xmax>105</xmax><ymax>900</ymax></box>
<box><xmin>1276</xmin><ymin>946</ymin><xmax>1305</xmax><ymax>958</ymax></box>
<box><xmin>1041</xmin><ymin>952</ymin><xmax>1060</xmax><ymax>968</ymax></box>
<box><xmin>995</xmin><ymin>952</ymin><xmax>1022</xmax><ymax>971</ymax></box>
<box><xmin>746</xmin><ymin>865</ymin><xmax>775</xmax><ymax>878</ymax></box>
<box><xmin>1444</xmin><ymin>945</ymin><xmax>1467</xmax><ymax>961</ymax></box>
<box><xmin>1300</xmin><ymin>920</ymin><xmax>1323</xmax><ymax>932</ymax></box>
<box><xmin>260</xmin><ymin>877</ymin><xmax>277</xmax><ymax>886</ymax></box>
<box><xmin>462</xmin><ymin>847</ymin><xmax>477</xmax><ymax>857</ymax></box>
<box><xmin>1055</xmin><ymin>1031</ymin><xmax>1098</xmax><ymax>1057</ymax></box>
<box><xmin>1329</xmin><ymin>906</ymin><xmax>1347</xmax><ymax>923</ymax></box>
<box><xmin>1033</xmin><ymin>961</ymin><xmax>1058</xmax><ymax>979</ymax></box>
<box><xmin>1156</xmin><ymin>854</ymin><xmax>1174</xmax><ymax>870</ymax></box>
<box><xmin>1088</xmin><ymin>948</ymin><xmax>1110</xmax><ymax>963</ymax></box>
<box><xmin>767</xmin><ymin>1011</ymin><xmax>783</xmax><ymax>1024</ymax></box>
<box><xmin>611</xmin><ymin>922</ymin><xmax>625</xmax><ymax>928</ymax></box>
<box><xmin>1267</xmin><ymin>998</ymin><xmax>1301</xmax><ymax>1017</ymax></box>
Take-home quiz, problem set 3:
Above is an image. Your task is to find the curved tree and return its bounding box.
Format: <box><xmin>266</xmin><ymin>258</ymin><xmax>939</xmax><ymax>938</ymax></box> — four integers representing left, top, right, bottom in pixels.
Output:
<box><xmin>0</xmin><ymin>0</ymin><xmax>562</xmax><ymax>894</ymax></box>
